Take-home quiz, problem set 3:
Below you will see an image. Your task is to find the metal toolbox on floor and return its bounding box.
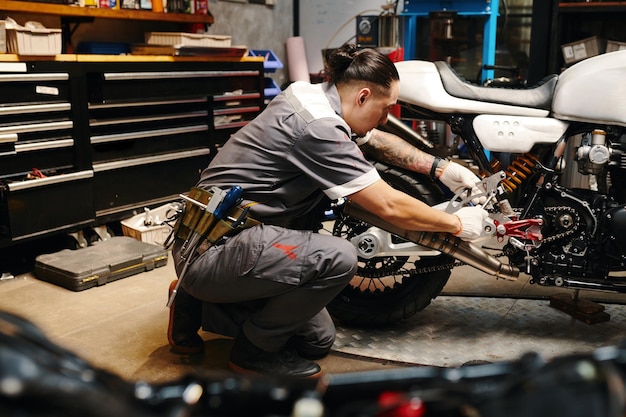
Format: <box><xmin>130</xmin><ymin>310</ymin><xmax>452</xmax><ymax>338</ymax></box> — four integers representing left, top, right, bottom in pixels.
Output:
<box><xmin>34</xmin><ymin>236</ymin><xmax>168</xmax><ymax>291</ymax></box>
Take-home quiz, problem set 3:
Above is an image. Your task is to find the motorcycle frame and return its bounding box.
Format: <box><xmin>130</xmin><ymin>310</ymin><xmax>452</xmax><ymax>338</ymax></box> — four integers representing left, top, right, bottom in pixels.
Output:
<box><xmin>352</xmin><ymin>103</ymin><xmax>601</xmax><ymax>267</ymax></box>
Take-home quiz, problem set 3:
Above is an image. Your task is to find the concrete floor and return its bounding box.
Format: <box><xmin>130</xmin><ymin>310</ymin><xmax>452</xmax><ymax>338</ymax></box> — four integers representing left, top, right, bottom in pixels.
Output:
<box><xmin>1</xmin><ymin>237</ymin><xmax>624</xmax><ymax>386</ymax></box>
<box><xmin>0</xmin><ymin>247</ymin><xmax>406</xmax><ymax>385</ymax></box>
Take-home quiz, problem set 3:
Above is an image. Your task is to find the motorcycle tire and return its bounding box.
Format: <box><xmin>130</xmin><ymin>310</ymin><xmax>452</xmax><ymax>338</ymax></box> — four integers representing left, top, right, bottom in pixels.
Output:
<box><xmin>327</xmin><ymin>160</ymin><xmax>454</xmax><ymax>327</ymax></box>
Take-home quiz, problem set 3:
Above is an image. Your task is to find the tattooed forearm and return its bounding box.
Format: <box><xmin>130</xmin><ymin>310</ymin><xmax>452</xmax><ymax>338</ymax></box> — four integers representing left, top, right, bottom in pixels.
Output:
<box><xmin>360</xmin><ymin>129</ymin><xmax>436</xmax><ymax>175</ymax></box>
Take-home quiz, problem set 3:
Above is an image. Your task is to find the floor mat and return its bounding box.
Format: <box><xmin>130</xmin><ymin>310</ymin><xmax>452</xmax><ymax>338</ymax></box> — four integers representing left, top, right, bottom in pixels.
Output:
<box><xmin>333</xmin><ymin>296</ymin><xmax>626</xmax><ymax>368</ymax></box>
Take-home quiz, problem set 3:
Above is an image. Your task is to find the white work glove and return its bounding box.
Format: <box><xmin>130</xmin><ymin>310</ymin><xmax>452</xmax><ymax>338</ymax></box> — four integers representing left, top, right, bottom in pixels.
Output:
<box><xmin>438</xmin><ymin>161</ymin><xmax>486</xmax><ymax>205</ymax></box>
<box><xmin>452</xmin><ymin>206</ymin><xmax>489</xmax><ymax>241</ymax></box>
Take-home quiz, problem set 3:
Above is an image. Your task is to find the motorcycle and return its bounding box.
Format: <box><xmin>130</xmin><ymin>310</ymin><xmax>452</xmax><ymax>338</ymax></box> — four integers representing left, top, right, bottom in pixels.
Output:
<box><xmin>326</xmin><ymin>50</ymin><xmax>626</xmax><ymax>326</ymax></box>
<box><xmin>3</xmin><ymin>308</ymin><xmax>625</xmax><ymax>417</ymax></box>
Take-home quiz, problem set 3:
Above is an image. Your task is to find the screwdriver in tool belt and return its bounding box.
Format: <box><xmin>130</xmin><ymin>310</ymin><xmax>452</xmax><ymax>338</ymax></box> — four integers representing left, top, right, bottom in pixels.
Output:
<box><xmin>167</xmin><ymin>185</ymin><xmax>243</xmax><ymax>308</ymax></box>
<box><xmin>213</xmin><ymin>185</ymin><xmax>243</xmax><ymax>220</ymax></box>
<box><xmin>183</xmin><ymin>185</ymin><xmax>243</xmax><ymax>255</ymax></box>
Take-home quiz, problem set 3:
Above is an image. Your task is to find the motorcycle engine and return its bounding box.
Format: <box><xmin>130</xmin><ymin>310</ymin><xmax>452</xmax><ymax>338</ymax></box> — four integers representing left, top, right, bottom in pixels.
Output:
<box><xmin>576</xmin><ymin>129</ymin><xmax>612</xmax><ymax>175</ymax></box>
<box><xmin>604</xmin><ymin>204</ymin><xmax>626</xmax><ymax>256</ymax></box>
<box><xmin>505</xmin><ymin>184</ymin><xmax>626</xmax><ymax>286</ymax></box>
<box><xmin>504</xmin><ymin>128</ymin><xmax>626</xmax><ymax>287</ymax></box>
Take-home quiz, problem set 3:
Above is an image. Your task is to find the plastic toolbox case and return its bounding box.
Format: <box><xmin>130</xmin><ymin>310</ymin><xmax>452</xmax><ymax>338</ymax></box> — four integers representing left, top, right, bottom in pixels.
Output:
<box><xmin>34</xmin><ymin>236</ymin><xmax>168</xmax><ymax>291</ymax></box>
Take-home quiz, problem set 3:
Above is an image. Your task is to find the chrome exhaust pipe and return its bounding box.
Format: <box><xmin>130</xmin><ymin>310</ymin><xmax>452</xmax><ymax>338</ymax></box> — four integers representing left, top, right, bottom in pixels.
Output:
<box><xmin>343</xmin><ymin>201</ymin><xmax>519</xmax><ymax>281</ymax></box>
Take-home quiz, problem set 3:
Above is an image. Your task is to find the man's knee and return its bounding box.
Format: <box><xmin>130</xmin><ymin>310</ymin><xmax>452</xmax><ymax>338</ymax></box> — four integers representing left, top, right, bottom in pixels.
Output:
<box><xmin>329</xmin><ymin>237</ymin><xmax>359</xmax><ymax>279</ymax></box>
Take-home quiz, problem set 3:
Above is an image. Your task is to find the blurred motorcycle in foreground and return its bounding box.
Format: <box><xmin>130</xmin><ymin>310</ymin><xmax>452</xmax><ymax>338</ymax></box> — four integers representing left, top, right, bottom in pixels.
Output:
<box><xmin>1</xmin><ymin>309</ymin><xmax>625</xmax><ymax>417</ymax></box>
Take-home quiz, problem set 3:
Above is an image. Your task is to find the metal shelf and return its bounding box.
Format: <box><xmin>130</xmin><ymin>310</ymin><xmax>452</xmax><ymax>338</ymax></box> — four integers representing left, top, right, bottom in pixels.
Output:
<box><xmin>559</xmin><ymin>1</ymin><xmax>626</xmax><ymax>10</ymax></box>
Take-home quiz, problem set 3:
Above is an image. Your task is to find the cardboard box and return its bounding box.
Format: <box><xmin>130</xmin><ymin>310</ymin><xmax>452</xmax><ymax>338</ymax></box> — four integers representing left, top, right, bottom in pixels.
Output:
<box><xmin>607</xmin><ymin>40</ymin><xmax>626</xmax><ymax>53</ymax></box>
<box><xmin>561</xmin><ymin>36</ymin><xmax>605</xmax><ymax>64</ymax></box>
<box><xmin>145</xmin><ymin>32</ymin><xmax>232</xmax><ymax>48</ymax></box>
<box><xmin>121</xmin><ymin>202</ymin><xmax>181</xmax><ymax>246</ymax></box>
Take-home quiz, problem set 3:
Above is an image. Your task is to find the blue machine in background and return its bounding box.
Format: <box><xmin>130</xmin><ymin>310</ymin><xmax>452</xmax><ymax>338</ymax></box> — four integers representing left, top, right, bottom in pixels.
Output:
<box><xmin>400</xmin><ymin>0</ymin><xmax>500</xmax><ymax>83</ymax></box>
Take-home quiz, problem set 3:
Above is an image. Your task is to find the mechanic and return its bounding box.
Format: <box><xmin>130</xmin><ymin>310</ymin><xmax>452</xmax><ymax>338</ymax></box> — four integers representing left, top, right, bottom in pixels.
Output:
<box><xmin>168</xmin><ymin>44</ymin><xmax>488</xmax><ymax>378</ymax></box>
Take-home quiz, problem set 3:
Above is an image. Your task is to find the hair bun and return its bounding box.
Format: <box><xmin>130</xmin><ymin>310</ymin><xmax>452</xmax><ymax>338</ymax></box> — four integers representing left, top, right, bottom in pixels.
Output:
<box><xmin>323</xmin><ymin>44</ymin><xmax>399</xmax><ymax>89</ymax></box>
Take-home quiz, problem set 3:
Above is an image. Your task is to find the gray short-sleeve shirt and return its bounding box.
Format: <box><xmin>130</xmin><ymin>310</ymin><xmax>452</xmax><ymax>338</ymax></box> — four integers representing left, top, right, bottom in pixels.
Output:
<box><xmin>197</xmin><ymin>81</ymin><xmax>379</xmax><ymax>225</ymax></box>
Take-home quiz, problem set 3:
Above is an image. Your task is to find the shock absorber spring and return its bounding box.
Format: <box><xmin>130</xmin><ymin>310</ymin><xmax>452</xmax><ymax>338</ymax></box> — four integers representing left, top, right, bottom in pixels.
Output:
<box><xmin>499</xmin><ymin>153</ymin><xmax>540</xmax><ymax>193</ymax></box>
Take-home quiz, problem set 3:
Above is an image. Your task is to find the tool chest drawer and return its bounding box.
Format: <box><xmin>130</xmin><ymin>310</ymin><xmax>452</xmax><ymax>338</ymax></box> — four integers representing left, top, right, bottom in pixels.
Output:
<box><xmin>0</xmin><ymin>135</ymin><xmax>75</xmax><ymax>178</ymax></box>
<box><xmin>0</xmin><ymin>72</ymin><xmax>70</xmax><ymax>105</ymax></box>
<box><xmin>0</xmin><ymin>116</ymin><xmax>75</xmax><ymax>178</ymax></box>
<box><xmin>88</xmin><ymin>97</ymin><xmax>211</xmax><ymax>163</ymax></box>
<box><xmin>92</xmin><ymin>149</ymin><xmax>211</xmax><ymax>217</ymax></box>
<box><xmin>0</xmin><ymin>170</ymin><xmax>94</xmax><ymax>241</ymax></box>
<box><xmin>86</xmin><ymin>63</ymin><xmax>263</xmax><ymax>103</ymax></box>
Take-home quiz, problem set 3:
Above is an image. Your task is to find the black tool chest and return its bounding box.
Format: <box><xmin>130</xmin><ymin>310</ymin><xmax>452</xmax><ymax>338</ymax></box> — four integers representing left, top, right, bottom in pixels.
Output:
<box><xmin>0</xmin><ymin>59</ymin><xmax>264</xmax><ymax>248</ymax></box>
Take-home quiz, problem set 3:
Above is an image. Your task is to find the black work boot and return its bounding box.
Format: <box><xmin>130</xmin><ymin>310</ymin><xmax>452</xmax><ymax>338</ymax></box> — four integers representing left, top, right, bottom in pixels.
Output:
<box><xmin>167</xmin><ymin>280</ymin><xmax>204</xmax><ymax>355</ymax></box>
<box><xmin>229</xmin><ymin>333</ymin><xmax>323</xmax><ymax>378</ymax></box>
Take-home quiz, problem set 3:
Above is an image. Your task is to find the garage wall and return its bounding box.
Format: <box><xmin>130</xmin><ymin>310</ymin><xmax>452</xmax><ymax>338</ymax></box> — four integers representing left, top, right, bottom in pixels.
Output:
<box><xmin>298</xmin><ymin>0</ymin><xmax>385</xmax><ymax>75</ymax></box>
<box><xmin>207</xmin><ymin>0</ymin><xmax>293</xmax><ymax>86</ymax></box>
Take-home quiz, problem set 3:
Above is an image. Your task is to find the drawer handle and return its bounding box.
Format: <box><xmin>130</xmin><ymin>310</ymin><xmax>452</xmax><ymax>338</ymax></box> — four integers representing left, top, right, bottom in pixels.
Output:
<box><xmin>0</xmin><ymin>103</ymin><xmax>71</xmax><ymax>116</ymax></box>
<box><xmin>8</xmin><ymin>170</ymin><xmax>93</xmax><ymax>191</ymax></box>
<box><xmin>213</xmin><ymin>92</ymin><xmax>261</xmax><ymax>101</ymax></box>
<box><xmin>91</xmin><ymin>125</ymin><xmax>208</xmax><ymax>144</ymax></box>
<box><xmin>213</xmin><ymin>106</ymin><xmax>260</xmax><ymax>116</ymax></box>
<box><xmin>0</xmin><ymin>73</ymin><xmax>68</xmax><ymax>82</ymax></box>
<box><xmin>93</xmin><ymin>148</ymin><xmax>210</xmax><ymax>172</ymax></box>
<box><xmin>215</xmin><ymin>121</ymin><xmax>249</xmax><ymax>130</ymax></box>
<box><xmin>15</xmin><ymin>138</ymin><xmax>74</xmax><ymax>153</ymax></box>
<box><xmin>90</xmin><ymin>111</ymin><xmax>209</xmax><ymax>128</ymax></box>
<box><xmin>0</xmin><ymin>121</ymin><xmax>73</xmax><ymax>135</ymax></box>
<box><xmin>89</xmin><ymin>97</ymin><xmax>208</xmax><ymax>109</ymax></box>
<box><xmin>0</xmin><ymin>134</ymin><xmax>18</xmax><ymax>144</ymax></box>
<box><xmin>103</xmin><ymin>70</ymin><xmax>260</xmax><ymax>81</ymax></box>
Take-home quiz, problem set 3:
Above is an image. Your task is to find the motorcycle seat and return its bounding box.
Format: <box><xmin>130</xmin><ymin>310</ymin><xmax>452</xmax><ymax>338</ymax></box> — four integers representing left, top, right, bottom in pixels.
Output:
<box><xmin>435</xmin><ymin>61</ymin><xmax>558</xmax><ymax>110</ymax></box>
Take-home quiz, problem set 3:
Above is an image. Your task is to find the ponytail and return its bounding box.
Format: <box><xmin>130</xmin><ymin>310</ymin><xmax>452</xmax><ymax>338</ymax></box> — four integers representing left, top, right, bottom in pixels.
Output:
<box><xmin>324</xmin><ymin>44</ymin><xmax>399</xmax><ymax>91</ymax></box>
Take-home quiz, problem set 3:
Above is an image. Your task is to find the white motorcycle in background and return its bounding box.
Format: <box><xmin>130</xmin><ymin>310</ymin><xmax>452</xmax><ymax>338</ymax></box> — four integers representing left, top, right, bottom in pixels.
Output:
<box><xmin>325</xmin><ymin>50</ymin><xmax>626</xmax><ymax>326</ymax></box>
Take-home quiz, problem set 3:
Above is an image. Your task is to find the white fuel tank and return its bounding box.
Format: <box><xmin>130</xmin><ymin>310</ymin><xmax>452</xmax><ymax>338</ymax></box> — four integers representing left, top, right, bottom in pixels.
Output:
<box><xmin>552</xmin><ymin>50</ymin><xmax>626</xmax><ymax>127</ymax></box>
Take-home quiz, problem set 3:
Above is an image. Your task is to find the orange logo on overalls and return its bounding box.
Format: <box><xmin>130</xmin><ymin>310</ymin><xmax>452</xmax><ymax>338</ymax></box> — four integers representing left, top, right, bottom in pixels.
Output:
<box><xmin>273</xmin><ymin>243</ymin><xmax>298</xmax><ymax>259</ymax></box>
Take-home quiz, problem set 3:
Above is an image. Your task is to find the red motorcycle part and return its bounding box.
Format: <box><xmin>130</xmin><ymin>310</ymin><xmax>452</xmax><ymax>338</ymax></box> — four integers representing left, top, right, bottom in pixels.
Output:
<box><xmin>495</xmin><ymin>218</ymin><xmax>543</xmax><ymax>241</ymax></box>
<box><xmin>377</xmin><ymin>391</ymin><xmax>425</xmax><ymax>417</ymax></box>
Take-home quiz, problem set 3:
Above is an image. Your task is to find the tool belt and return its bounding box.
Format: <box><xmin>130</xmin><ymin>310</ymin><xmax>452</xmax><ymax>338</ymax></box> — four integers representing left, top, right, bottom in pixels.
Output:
<box><xmin>172</xmin><ymin>187</ymin><xmax>260</xmax><ymax>252</ymax></box>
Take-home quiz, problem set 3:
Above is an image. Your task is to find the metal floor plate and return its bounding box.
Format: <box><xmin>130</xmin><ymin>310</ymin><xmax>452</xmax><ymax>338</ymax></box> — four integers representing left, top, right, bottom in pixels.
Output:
<box><xmin>333</xmin><ymin>296</ymin><xmax>626</xmax><ymax>368</ymax></box>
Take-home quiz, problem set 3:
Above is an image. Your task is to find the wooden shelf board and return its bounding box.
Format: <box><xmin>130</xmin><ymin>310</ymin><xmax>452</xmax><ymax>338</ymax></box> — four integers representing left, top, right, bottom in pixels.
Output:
<box><xmin>75</xmin><ymin>54</ymin><xmax>264</xmax><ymax>62</ymax></box>
<box><xmin>0</xmin><ymin>0</ymin><xmax>214</xmax><ymax>24</ymax></box>
<box><xmin>0</xmin><ymin>53</ymin><xmax>264</xmax><ymax>63</ymax></box>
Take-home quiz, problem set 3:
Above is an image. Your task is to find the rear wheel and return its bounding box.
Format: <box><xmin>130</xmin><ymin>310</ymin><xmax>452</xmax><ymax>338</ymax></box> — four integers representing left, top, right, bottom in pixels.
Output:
<box><xmin>327</xmin><ymin>161</ymin><xmax>454</xmax><ymax>326</ymax></box>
